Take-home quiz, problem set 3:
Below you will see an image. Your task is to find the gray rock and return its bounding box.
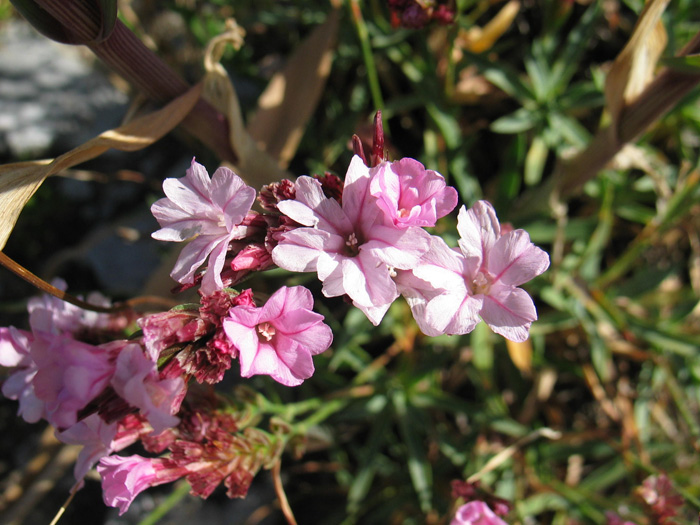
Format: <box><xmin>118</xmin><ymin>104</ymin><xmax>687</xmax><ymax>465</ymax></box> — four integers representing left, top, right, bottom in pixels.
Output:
<box><xmin>0</xmin><ymin>19</ymin><xmax>128</xmax><ymax>158</ymax></box>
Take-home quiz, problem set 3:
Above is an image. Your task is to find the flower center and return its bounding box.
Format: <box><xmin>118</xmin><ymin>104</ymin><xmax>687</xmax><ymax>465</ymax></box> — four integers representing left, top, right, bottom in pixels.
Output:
<box><xmin>471</xmin><ymin>271</ymin><xmax>492</xmax><ymax>295</ymax></box>
<box><xmin>257</xmin><ymin>322</ymin><xmax>276</xmax><ymax>341</ymax></box>
<box><xmin>398</xmin><ymin>208</ymin><xmax>410</xmax><ymax>219</ymax></box>
<box><xmin>345</xmin><ymin>232</ymin><xmax>360</xmax><ymax>256</ymax></box>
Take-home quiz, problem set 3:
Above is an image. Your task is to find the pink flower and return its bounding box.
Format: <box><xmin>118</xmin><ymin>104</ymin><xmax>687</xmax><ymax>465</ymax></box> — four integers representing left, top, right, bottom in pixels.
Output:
<box><xmin>638</xmin><ymin>473</ymin><xmax>683</xmax><ymax>523</ymax></box>
<box><xmin>110</xmin><ymin>344</ymin><xmax>185</xmax><ymax>434</ymax></box>
<box><xmin>223</xmin><ymin>286</ymin><xmax>332</xmax><ymax>386</ymax></box>
<box><xmin>138</xmin><ymin>307</ymin><xmax>208</xmax><ymax>361</ymax></box>
<box><xmin>31</xmin><ymin>334</ymin><xmax>120</xmax><ymax>429</ymax></box>
<box><xmin>370</xmin><ymin>158</ymin><xmax>457</xmax><ymax>228</ymax></box>
<box><xmin>451</xmin><ymin>501</ymin><xmax>508</xmax><ymax>525</ymax></box>
<box><xmin>151</xmin><ymin>158</ymin><xmax>257</xmax><ymax>295</ymax></box>
<box><xmin>56</xmin><ymin>414</ymin><xmax>118</xmax><ymax>482</ymax></box>
<box><xmin>230</xmin><ymin>243</ymin><xmax>273</xmax><ymax>272</ymax></box>
<box><xmin>399</xmin><ymin>201</ymin><xmax>549</xmax><ymax>341</ymax></box>
<box><xmin>97</xmin><ymin>455</ymin><xmax>185</xmax><ymax>515</ymax></box>
<box><xmin>605</xmin><ymin>511</ymin><xmax>639</xmax><ymax>525</ymax></box>
<box><xmin>0</xmin><ymin>326</ymin><xmax>44</xmax><ymax>423</ymax></box>
<box><xmin>272</xmin><ymin>155</ymin><xmax>431</xmax><ymax>325</ymax></box>
<box><xmin>27</xmin><ymin>278</ymin><xmax>113</xmax><ymax>336</ymax></box>
<box><xmin>396</xmin><ymin>235</ymin><xmax>481</xmax><ymax>337</ymax></box>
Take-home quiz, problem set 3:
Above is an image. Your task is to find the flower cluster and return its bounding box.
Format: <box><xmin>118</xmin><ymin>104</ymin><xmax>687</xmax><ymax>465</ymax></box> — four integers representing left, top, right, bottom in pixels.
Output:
<box><xmin>387</xmin><ymin>0</ymin><xmax>456</xmax><ymax>28</ymax></box>
<box><xmin>0</xmin><ymin>117</ymin><xmax>548</xmax><ymax>516</ymax></box>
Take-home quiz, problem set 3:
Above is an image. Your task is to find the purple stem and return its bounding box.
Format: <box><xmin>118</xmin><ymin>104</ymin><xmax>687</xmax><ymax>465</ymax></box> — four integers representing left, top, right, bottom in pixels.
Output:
<box><xmin>34</xmin><ymin>0</ymin><xmax>237</xmax><ymax>163</ymax></box>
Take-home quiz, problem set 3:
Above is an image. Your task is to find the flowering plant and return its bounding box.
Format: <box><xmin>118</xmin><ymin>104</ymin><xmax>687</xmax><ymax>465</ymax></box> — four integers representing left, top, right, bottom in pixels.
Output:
<box><xmin>3</xmin><ymin>0</ymin><xmax>697</xmax><ymax>522</ymax></box>
<box><xmin>0</xmin><ymin>114</ymin><xmax>549</xmax><ymax>520</ymax></box>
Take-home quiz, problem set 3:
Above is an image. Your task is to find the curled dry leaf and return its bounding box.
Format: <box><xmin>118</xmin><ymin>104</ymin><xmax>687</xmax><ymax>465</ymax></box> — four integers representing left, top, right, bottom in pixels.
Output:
<box><xmin>201</xmin><ymin>10</ymin><xmax>339</xmax><ymax>188</ymax></box>
<box><xmin>605</xmin><ymin>0</ymin><xmax>669</xmax><ymax>140</ymax></box>
<box><xmin>201</xmin><ymin>19</ymin><xmax>288</xmax><ymax>189</ymax></box>
<box><xmin>247</xmin><ymin>8</ymin><xmax>339</xmax><ymax>170</ymax></box>
<box><xmin>0</xmin><ymin>84</ymin><xmax>203</xmax><ymax>251</ymax></box>
<box><xmin>505</xmin><ymin>338</ymin><xmax>532</xmax><ymax>375</ymax></box>
<box><xmin>457</xmin><ymin>0</ymin><xmax>521</xmax><ymax>55</ymax></box>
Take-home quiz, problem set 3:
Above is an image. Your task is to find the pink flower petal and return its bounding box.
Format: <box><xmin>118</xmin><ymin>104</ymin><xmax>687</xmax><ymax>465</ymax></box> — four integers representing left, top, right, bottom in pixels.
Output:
<box><xmin>457</xmin><ymin>202</ymin><xmax>500</xmax><ymax>263</ymax></box>
<box><xmin>451</xmin><ymin>501</ymin><xmax>508</xmax><ymax>525</ymax></box>
<box><xmin>489</xmin><ymin>230</ymin><xmax>550</xmax><ymax>286</ymax></box>
<box><xmin>480</xmin><ymin>285</ymin><xmax>537</xmax><ymax>342</ymax></box>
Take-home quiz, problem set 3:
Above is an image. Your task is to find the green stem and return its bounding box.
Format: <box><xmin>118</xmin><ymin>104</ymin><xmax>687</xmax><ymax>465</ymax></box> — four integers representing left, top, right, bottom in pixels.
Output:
<box><xmin>138</xmin><ymin>480</ymin><xmax>191</xmax><ymax>525</ymax></box>
<box><xmin>349</xmin><ymin>0</ymin><xmax>384</xmax><ymax>110</ymax></box>
<box><xmin>295</xmin><ymin>398</ymin><xmax>348</xmax><ymax>435</ymax></box>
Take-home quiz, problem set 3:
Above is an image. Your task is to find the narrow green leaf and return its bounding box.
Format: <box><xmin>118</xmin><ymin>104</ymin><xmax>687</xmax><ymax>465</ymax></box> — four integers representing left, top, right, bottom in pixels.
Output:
<box><xmin>347</xmin><ymin>408</ymin><xmax>393</xmax><ymax>516</ymax></box>
<box><xmin>661</xmin><ymin>54</ymin><xmax>700</xmax><ymax>74</ymax></box>
<box><xmin>491</xmin><ymin>108</ymin><xmax>539</xmax><ymax>134</ymax></box>
<box><xmin>393</xmin><ymin>390</ymin><xmax>433</xmax><ymax>513</ymax></box>
<box><xmin>524</xmin><ymin>135</ymin><xmax>549</xmax><ymax>186</ymax></box>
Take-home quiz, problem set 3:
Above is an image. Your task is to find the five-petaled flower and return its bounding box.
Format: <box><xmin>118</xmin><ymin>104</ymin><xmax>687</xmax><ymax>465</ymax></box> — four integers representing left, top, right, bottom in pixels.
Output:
<box><xmin>272</xmin><ymin>155</ymin><xmax>432</xmax><ymax>325</ymax></box>
<box><xmin>223</xmin><ymin>286</ymin><xmax>333</xmax><ymax>386</ymax></box>
<box><xmin>151</xmin><ymin>158</ymin><xmax>257</xmax><ymax>295</ymax></box>
<box><xmin>397</xmin><ymin>201</ymin><xmax>549</xmax><ymax>341</ymax></box>
<box><xmin>450</xmin><ymin>501</ymin><xmax>508</xmax><ymax>525</ymax></box>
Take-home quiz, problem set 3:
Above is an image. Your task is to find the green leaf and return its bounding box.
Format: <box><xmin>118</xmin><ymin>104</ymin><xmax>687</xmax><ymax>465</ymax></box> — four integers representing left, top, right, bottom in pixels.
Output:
<box><xmin>524</xmin><ymin>135</ymin><xmax>549</xmax><ymax>185</ymax></box>
<box><xmin>393</xmin><ymin>390</ymin><xmax>433</xmax><ymax>513</ymax></box>
<box><xmin>548</xmin><ymin>112</ymin><xmax>590</xmax><ymax>148</ymax></box>
<box><xmin>661</xmin><ymin>54</ymin><xmax>700</xmax><ymax>74</ymax></box>
<box><xmin>524</xmin><ymin>54</ymin><xmax>551</xmax><ymax>101</ymax></box>
<box><xmin>426</xmin><ymin>104</ymin><xmax>461</xmax><ymax>150</ymax></box>
<box><xmin>491</xmin><ymin>108</ymin><xmax>539</xmax><ymax>134</ymax></box>
<box><xmin>346</xmin><ymin>407</ymin><xmax>393</xmax><ymax>516</ymax></box>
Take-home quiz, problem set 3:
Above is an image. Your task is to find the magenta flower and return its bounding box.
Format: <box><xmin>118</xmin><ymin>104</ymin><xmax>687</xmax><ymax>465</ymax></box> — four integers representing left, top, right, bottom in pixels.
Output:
<box><xmin>369</xmin><ymin>158</ymin><xmax>457</xmax><ymax>228</ymax></box>
<box><xmin>151</xmin><ymin>158</ymin><xmax>257</xmax><ymax>295</ymax></box>
<box><xmin>399</xmin><ymin>201</ymin><xmax>549</xmax><ymax>341</ymax></box>
<box><xmin>97</xmin><ymin>454</ymin><xmax>185</xmax><ymax>515</ymax></box>
<box><xmin>272</xmin><ymin>155</ymin><xmax>431</xmax><ymax>324</ymax></box>
<box><xmin>451</xmin><ymin>501</ymin><xmax>508</xmax><ymax>525</ymax></box>
<box><xmin>223</xmin><ymin>286</ymin><xmax>332</xmax><ymax>386</ymax></box>
<box><xmin>110</xmin><ymin>344</ymin><xmax>185</xmax><ymax>434</ymax></box>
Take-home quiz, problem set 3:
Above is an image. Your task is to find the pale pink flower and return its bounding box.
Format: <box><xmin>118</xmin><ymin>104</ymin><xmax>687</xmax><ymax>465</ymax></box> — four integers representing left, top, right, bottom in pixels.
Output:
<box><xmin>31</xmin><ymin>334</ymin><xmax>120</xmax><ymax>429</ymax></box>
<box><xmin>605</xmin><ymin>511</ymin><xmax>639</xmax><ymax>525</ymax></box>
<box><xmin>110</xmin><ymin>344</ymin><xmax>185</xmax><ymax>434</ymax></box>
<box><xmin>223</xmin><ymin>286</ymin><xmax>332</xmax><ymax>386</ymax></box>
<box><xmin>27</xmin><ymin>278</ymin><xmax>113</xmax><ymax>335</ymax></box>
<box><xmin>151</xmin><ymin>158</ymin><xmax>257</xmax><ymax>295</ymax></box>
<box><xmin>56</xmin><ymin>414</ymin><xmax>118</xmax><ymax>482</ymax></box>
<box><xmin>0</xmin><ymin>326</ymin><xmax>44</xmax><ymax>423</ymax></box>
<box><xmin>97</xmin><ymin>455</ymin><xmax>185</xmax><ymax>515</ymax></box>
<box><xmin>451</xmin><ymin>501</ymin><xmax>508</xmax><ymax>525</ymax></box>
<box><xmin>399</xmin><ymin>201</ymin><xmax>549</xmax><ymax>341</ymax></box>
<box><xmin>370</xmin><ymin>158</ymin><xmax>457</xmax><ymax>228</ymax></box>
<box><xmin>272</xmin><ymin>155</ymin><xmax>431</xmax><ymax>324</ymax></box>
<box><xmin>138</xmin><ymin>307</ymin><xmax>208</xmax><ymax>362</ymax></box>
<box><xmin>638</xmin><ymin>473</ymin><xmax>683</xmax><ymax>523</ymax></box>
<box><xmin>57</xmin><ymin>413</ymin><xmax>153</xmax><ymax>484</ymax></box>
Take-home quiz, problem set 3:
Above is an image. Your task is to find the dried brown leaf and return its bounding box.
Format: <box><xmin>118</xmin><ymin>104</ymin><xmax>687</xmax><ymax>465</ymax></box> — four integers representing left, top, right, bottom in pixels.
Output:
<box><xmin>605</xmin><ymin>0</ymin><xmax>669</xmax><ymax>138</ymax></box>
<box><xmin>506</xmin><ymin>338</ymin><xmax>532</xmax><ymax>374</ymax></box>
<box><xmin>460</xmin><ymin>0</ymin><xmax>520</xmax><ymax>54</ymax></box>
<box><xmin>202</xmin><ymin>19</ymin><xmax>288</xmax><ymax>188</ymax></box>
<box><xmin>247</xmin><ymin>8</ymin><xmax>339</xmax><ymax>169</ymax></box>
<box><xmin>0</xmin><ymin>84</ymin><xmax>202</xmax><ymax>250</ymax></box>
